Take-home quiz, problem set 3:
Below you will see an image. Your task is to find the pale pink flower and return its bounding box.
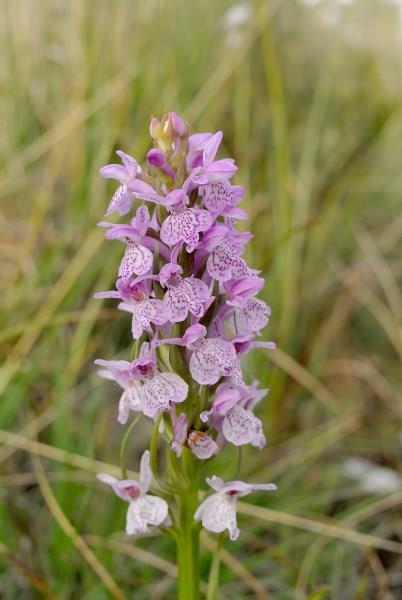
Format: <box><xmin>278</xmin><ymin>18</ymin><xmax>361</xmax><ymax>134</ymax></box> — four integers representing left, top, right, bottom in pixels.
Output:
<box><xmin>195</xmin><ymin>475</ymin><xmax>276</xmax><ymax>540</ymax></box>
<box><xmin>97</xmin><ymin>451</ymin><xmax>168</xmax><ymax>535</ymax></box>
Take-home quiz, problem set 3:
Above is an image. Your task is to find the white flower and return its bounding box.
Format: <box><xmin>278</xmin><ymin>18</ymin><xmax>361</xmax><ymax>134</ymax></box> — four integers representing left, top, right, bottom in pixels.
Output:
<box><xmin>97</xmin><ymin>451</ymin><xmax>168</xmax><ymax>535</ymax></box>
<box><xmin>194</xmin><ymin>476</ymin><xmax>276</xmax><ymax>540</ymax></box>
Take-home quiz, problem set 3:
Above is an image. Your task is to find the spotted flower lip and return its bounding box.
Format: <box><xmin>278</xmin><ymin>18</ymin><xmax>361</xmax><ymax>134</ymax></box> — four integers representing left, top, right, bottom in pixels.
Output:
<box><xmin>188</xmin><ymin>431</ymin><xmax>219</xmax><ymax>459</ymax></box>
<box><xmin>141</xmin><ymin>371</ymin><xmax>188</xmax><ymax>419</ymax></box>
<box><xmin>158</xmin><ymin>324</ymin><xmax>240</xmax><ymax>385</ymax></box>
<box><xmin>117</xmin><ymin>281</ymin><xmax>170</xmax><ymax>339</ymax></box>
<box><xmin>201</xmin><ymin>181</ymin><xmax>247</xmax><ymax>220</ymax></box>
<box><xmin>97</xmin><ymin>451</ymin><xmax>169</xmax><ymax>535</ymax></box>
<box><xmin>129</xmin><ymin>188</ymin><xmax>213</xmax><ymax>252</ymax></box>
<box><xmin>159</xmin><ymin>262</ymin><xmax>213</xmax><ymax>322</ymax></box>
<box><xmin>195</xmin><ymin>476</ymin><xmax>277</xmax><ymax>540</ymax></box>
<box><xmin>206</xmin><ymin>230</ymin><xmax>254</xmax><ymax>282</ymax></box>
<box><xmin>98</xmin><ymin>205</ymin><xmax>154</xmax><ymax>278</ymax></box>
<box><xmin>160</xmin><ymin>190</ymin><xmax>213</xmax><ymax>252</ymax></box>
<box><xmin>235</xmin><ymin>298</ymin><xmax>271</xmax><ymax>334</ymax></box>
<box><xmin>100</xmin><ymin>150</ymin><xmax>156</xmax><ymax>216</ymax></box>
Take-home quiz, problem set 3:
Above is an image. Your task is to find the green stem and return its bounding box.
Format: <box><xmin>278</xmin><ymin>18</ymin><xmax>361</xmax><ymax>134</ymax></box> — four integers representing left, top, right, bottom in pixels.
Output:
<box><xmin>206</xmin><ymin>534</ymin><xmax>224</xmax><ymax>600</ymax></box>
<box><xmin>119</xmin><ymin>416</ymin><xmax>140</xmax><ymax>479</ymax></box>
<box><xmin>176</xmin><ymin>451</ymin><xmax>200</xmax><ymax>600</ymax></box>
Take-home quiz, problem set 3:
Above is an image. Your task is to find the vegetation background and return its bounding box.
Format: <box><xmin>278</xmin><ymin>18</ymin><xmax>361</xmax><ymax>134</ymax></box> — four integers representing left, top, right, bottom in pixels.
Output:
<box><xmin>1</xmin><ymin>0</ymin><xmax>401</xmax><ymax>598</ymax></box>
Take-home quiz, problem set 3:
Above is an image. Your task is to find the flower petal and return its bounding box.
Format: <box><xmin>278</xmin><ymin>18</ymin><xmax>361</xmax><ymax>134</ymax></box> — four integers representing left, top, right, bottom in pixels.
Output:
<box><xmin>203</xmin><ymin>131</ymin><xmax>222</xmax><ymax>166</ymax></box>
<box><xmin>222</xmin><ymin>405</ymin><xmax>264</xmax><ymax>447</ymax></box>
<box><xmin>97</xmin><ymin>473</ymin><xmax>142</xmax><ymax>502</ymax></box>
<box><xmin>172</xmin><ymin>413</ymin><xmax>188</xmax><ymax>457</ymax></box>
<box><xmin>192</xmin><ymin>208</ymin><xmax>213</xmax><ymax>232</ymax></box>
<box><xmin>207</xmin><ymin>243</ymin><xmax>248</xmax><ymax>282</ymax></box>
<box><xmin>106</xmin><ymin>185</ymin><xmax>133</xmax><ymax>216</ymax></box>
<box><xmin>99</xmin><ymin>164</ymin><xmax>127</xmax><ymax>182</ymax></box>
<box><xmin>141</xmin><ymin>299</ymin><xmax>170</xmax><ymax>327</ymax></box>
<box><xmin>237</xmin><ymin>298</ymin><xmax>270</xmax><ymax>333</ymax></box>
<box><xmin>118</xmin><ymin>242</ymin><xmax>154</xmax><ymax>279</ymax></box>
<box><xmin>142</xmin><ymin>372</ymin><xmax>188</xmax><ymax>418</ymax></box>
<box><xmin>163</xmin><ymin>285</ymin><xmax>191</xmax><ymax>322</ymax></box>
<box><xmin>133</xmin><ymin>205</ymin><xmax>151</xmax><ymax>237</ymax></box>
<box><xmin>126</xmin><ymin>495</ymin><xmax>168</xmax><ymax>535</ymax></box>
<box><xmin>116</xmin><ymin>150</ymin><xmax>139</xmax><ymax>177</ymax></box>
<box><xmin>188</xmin><ymin>431</ymin><xmax>219</xmax><ymax>459</ymax></box>
<box><xmin>194</xmin><ymin>492</ymin><xmax>239</xmax><ymax>539</ymax></box>
<box><xmin>160</xmin><ymin>210</ymin><xmax>194</xmax><ymax>246</ymax></box>
<box><xmin>119</xmin><ymin>386</ymin><xmax>143</xmax><ymax>424</ymax></box>
<box><xmin>206</xmin><ymin>158</ymin><xmax>237</xmax><ymax>182</ymax></box>
<box><xmin>190</xmin><ymin>338</ymin><xmax>237</xmax><ymax>385</ymax></box>
<box><xmin>139</xmin><ymin>450</ymin><xmax>152</xmax><ymax>492</ymax></box>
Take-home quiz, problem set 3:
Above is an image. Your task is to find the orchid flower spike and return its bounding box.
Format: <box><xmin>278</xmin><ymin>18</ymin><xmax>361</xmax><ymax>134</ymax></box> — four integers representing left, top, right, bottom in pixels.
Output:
<box><xmin>94</xmin><ymin>112</ymin><xmax>278</xmax><ymax>581</ymax></box>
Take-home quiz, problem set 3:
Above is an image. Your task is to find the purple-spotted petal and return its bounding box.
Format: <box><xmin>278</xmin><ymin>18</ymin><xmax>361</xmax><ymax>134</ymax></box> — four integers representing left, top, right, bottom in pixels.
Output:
<box><xmin>118</xmin><ymin>242</ymin><xmax>154</xmax><ymax>279</ymax></box>
<box><xmin>160</xmin><ymin>209</ymin><xmax>198</xmax><ymax>248</ymax></box>
<box><xmin>237</xmin><ymin>298</ymin><xmax>271</xmax><ymax>333</ymax></box>
<box><xmin>222</xmin><ymin>405</ymin><xmax>265</xmax><ymax>448</ymax></box>
<box><xmin>207</xmin><ymin>242</ymin><xmax>249</xmax><ymax>282</ymax></box>
<box><xmin>189</xmin><ymin>338</ymin><xmax>237</xmax><ymax>385</ymax></box>
<box><xmin>186</xmin><ymin>277</ymin><xmax>211</xmax><ymax>301</ymax></box>
<box><xmin>142</xmin><ymin>372</ymin><xmax>188</xmax><ymax>418</ymax></box>
<box><xmin>193</xmin><ymin>208</ymin><xmax>214</xmax><ymax>232</ymax></box>
<box><xmin>188</xmin><ymin>431</ymin><xmax>219</xmax><ymax>460</ymax></box>
<box><xmin>202</xmin><ymin>181</ymin><xmax>244</xmax><ymax>218</ymax></box>
<box><xmin>106</xmin><ymin>185</ymin><xmax>133</xmax><ymax>216</ymax></box>
<box><xmin>133</xmin><ymin>205</ymin><xmax>151</xmax><ymax>237</ymax></box>
<box><xmin>163</xmin><ymin>285</ymin><xmax>191</xmax><ymax>322</ymax></box>
<box><xmin>118</xmin><ymin>299</ymin><xmax>170</xmax><ymax>340</ymax></box>
<box><xmin>143</xmin><ymin>299</ymin><xmax>171</xmax><ymax>326</ymax></box>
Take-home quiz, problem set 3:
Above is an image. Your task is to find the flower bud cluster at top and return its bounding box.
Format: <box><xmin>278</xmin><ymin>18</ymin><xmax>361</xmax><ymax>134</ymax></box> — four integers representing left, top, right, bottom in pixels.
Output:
<box><xmin>95</xmin><ymin>111</ymin><xmax>276</xmax><ymax>540</ymax></box>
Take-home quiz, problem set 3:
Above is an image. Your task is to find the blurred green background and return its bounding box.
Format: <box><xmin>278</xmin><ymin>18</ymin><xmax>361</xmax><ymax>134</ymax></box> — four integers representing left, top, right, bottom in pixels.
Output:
<box><xmin>1</xmin><ymin>0</ymin><xmax>401</xmax><ymax>598</ymax></box>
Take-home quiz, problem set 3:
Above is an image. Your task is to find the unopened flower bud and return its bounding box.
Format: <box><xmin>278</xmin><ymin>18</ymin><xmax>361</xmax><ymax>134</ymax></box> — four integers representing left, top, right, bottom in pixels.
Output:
<box><xmin>164</xmin><ymin>111</ymin><xmax>187</xmax><ymax>139</ymax></box>
<box><xmin>147</xmin><ymin>148</ymin><xmax>176</xmax><ymax>179</ymax></box>
<box><xmin>149</xmin><ymin>116</ymin><xmax>162</xmax><ymax>140</ymax></box>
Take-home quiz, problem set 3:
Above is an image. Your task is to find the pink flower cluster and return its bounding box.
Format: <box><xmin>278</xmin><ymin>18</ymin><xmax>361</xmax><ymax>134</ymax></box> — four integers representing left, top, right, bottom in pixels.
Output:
<box><xmin>96</xmin><ymin>112</ymin><xmax>276</xmax><ymax>540</ymax></box>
